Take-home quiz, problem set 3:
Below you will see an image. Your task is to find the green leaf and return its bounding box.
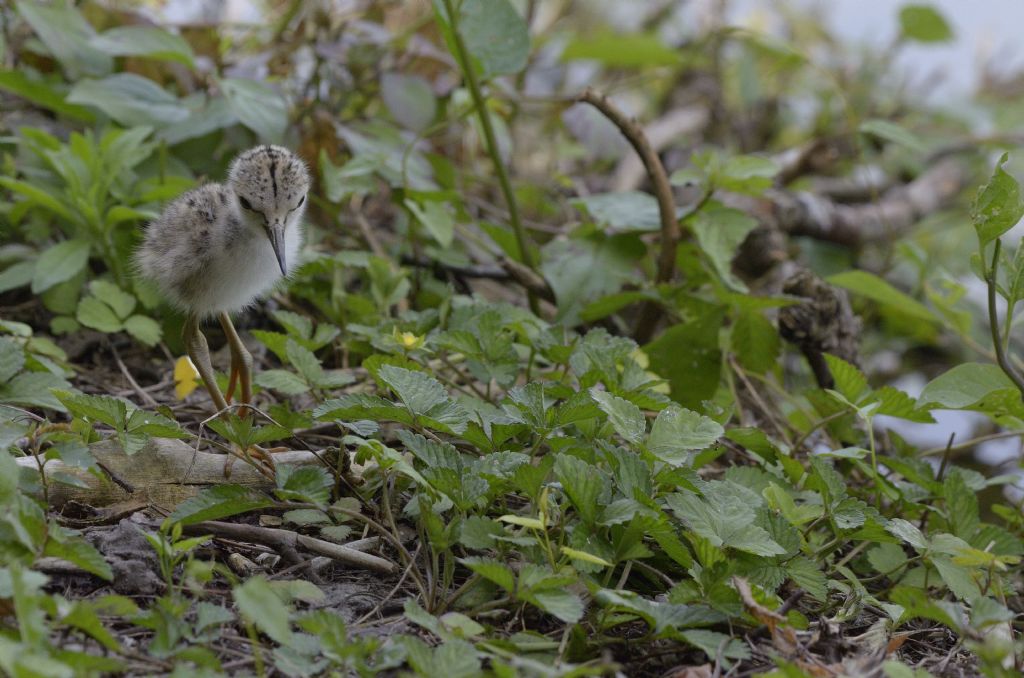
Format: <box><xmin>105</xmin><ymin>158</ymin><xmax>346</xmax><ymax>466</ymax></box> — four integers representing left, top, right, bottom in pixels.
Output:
<box><xmin>528</xmin><ymin>589</ymin><xmax>585</xmax><ymax>623</ymax></box>
<box><xmin>648</xmin><ymin>405</ymin><xmax>723</xmax><ymax>465</ymax></box>
<box><xmin>15</xmin><ymin>0</ymin><xmax>112</xmax><ymax>79</ymax></box>
<box><xmin>76</xmin><ymin>297</ymin><xmax>122</xmax><ymax>333</ymax></box>
<box><xmin>859</xmin><ymin>119</ymin><xmax>925</xmax><ymax>153</ymax></box>
<box><xmin>689</xmin><ymin>204</ymin><xmax>758</xmax><ymax>292</ymax></box>
<box><xmin>378</xmin><ymin>365</ymin><xmax>469</xmax><ymax>433</ymax></box>
<box><xmin>406</xmin><ymin>199</ymin><xmax>455</xmax><ymax>248</ymax></box>
<box><xmin>573</xmin><ymin>191</ymin><xmax>661</xmax><ymax>233</ymax></box>
<box><xmin>88</xmin><ymin>280</ymin><xmax>136</xmax><ymax>319</ymax></box>
<box><xmin>0</xmin><ymin>177</ymin><xmax>76</xmax><ymax>223</ymax></box>
<box><xmin>590</xmin><ymin>388</ymin><xmax>645</xmax><ymax>444</ymax></box>
<box><xmin>90</xmin><ymin>26</ymin><xmax>195</xmax><ymax>67</ymax></box>
<box><xmin>0</xmin><ymin>371</ymin><xmax>70</xmax><ymax>410</ymax></box>
<box><xmin>286</xmin><ymin>339</ymin><xmax>323</xmax><ymax>384</ymax></box>
<box><xmin>381</xmin><ymin>72</ymin><xmax>437</xmax><ymax>133</ymax></box>
<box><xmin>665</xmin><ymin>481</ymin><xmax>785</xmax><ymax>556</ymax></box>
<box><xmin>730</xmin><ymin>310</ymin><xmax>780</xmax><ymax>374</ymax></box>
<box><xmin>31</xmin><ymin>239</ymin><xmax>90</xmax><ymax>294</ymax></box>
<box><xmin>562</xmin><ymin>31</ymin><xmax>680</xmax><ymax>67</ymax></box>
<box><xmin>44</xmin><ymin>536</ymin><xmax>112</xmax><ymax>581</ymax></box>
<box><xmin>972</xmin><ymin>153</ymin><xmax>1024</xmax><ymax>248</ymax></box>
<box><xmin>0</xmin><ymin>261</ymin><xmax>35</xmax><ymax>294</ymax></box>
<box><xmin>554</xmin><ymin>453</ymin><xmax>608</xmax><ymax>525</ymax></box>
<box><xmin>919</xmin><ymin>363</ymin><xmax>1015</xmax><ymax>408</ymax></box>
<box><xmin>0</xmin><ymin>338</ymin><xmax>25</xmax><ymax>383</ymax></box>
<box><xmin>644</xmin><ymin>303</ymin><xmax>723</xmax><ymax>409</ymax></box>
<box><xmin>595</xmin><ymin>589</ymin><xmax>724</xmax><ymax>632</ymax></box>
<box><xmin>458</xmin><ymin>0</ymin><xmax>530</xmax><ymax>78</ymax></box>
<box><xmin>461</xmin><ymin>556</ymin><xmax>516</xmax><ymax>592</ymax></box>
<box><xmin>123</xmin><ymin>315</ymin><xmax>161</xmax><ymax>346</ymax></box>
<box><xmin>827</xmin><ymin>270</ymin><xmax>936</xmax><ymax>323</ymax></box>
<box><xmin>275</xmin><ymin>465</ymin><xmax>333</xmax><ymax>506</ymax></box>
<box><xmin>54</xmin><ymin>390</ymin><xmax>126</xmax><ymax>428</ymax></box>
<box><xmin>67</xmin><ymin>74</ymin><xmax>189</xmax><ymax>127</ymax></box>
<box><xmin>0</xmin><ymin>70</ymin><xmax>95</xmax><ymax>120</ymax></box>
<box><xmin>899</xmin><ymin>4</ymin><xmax>953</xmax><ymax>43</ymax></box>
<box><xmin>824</xmin><ymin>354</ymin><xmax>869</xmax><ymax>402</ymax></box>
<box><xmin>233</xmin><ymin>576</ymin><xmax>295</xmax><ymax>646</ymax></box>
<box><xmin>220</xmin><ymin>77</ymin><xmax>288</xmax><ymax>143</ymax></box>
<box><xmin>168</xmin><ymin>485</ymin><xmax>273</xmax><ymax>525</ymax></box>
<box><xmin>255</xmin><ymin>369</ymin><xmax>309</xmax><ymax>395</ymax></box>
<box><xmin>886</xmin><ymin>518</ymin><xmax>929</xmax><ymax>551</ymax></box>
<box><xmin>785</xmin><ymin>556</ymin><xmax>827</xmax><ymax>601</ymax></box>
<box><xmin>715</xmin><ymin>155</ymin><xmax>779</xmax><ymax>195</ymax></box>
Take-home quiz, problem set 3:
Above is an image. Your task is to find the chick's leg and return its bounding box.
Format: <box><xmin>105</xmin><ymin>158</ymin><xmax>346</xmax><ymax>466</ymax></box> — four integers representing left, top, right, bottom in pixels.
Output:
<box><xmin>183</xmin><ymin>314</ymin><xmax>229</xmax><ymax>416</ymax></box>
<box><xmin>218</xmin><ymin>312</ymin><xmax>253</xmax><ymax>419</ymax></box>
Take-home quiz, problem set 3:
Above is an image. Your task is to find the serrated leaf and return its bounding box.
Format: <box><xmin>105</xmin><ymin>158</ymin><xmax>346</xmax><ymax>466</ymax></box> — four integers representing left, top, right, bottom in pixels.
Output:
<box><xmin>824</xmin><ymin>354</ymin><xmax>868</xmax><ymax>402</ymax></box>
<box><xmin>254</xmin><ymin>369</ymin><xmax>309</xmax><ymax>395</ymax></box>
<box><xmin>54</xmin><ymin>390</ymin><xmax>127</xmax><ymax>428</ymax></box>
<box><xmin>168</xmin><ymin>485</ymin><xmax>273</xmax><ymax>525</ymax></box>
<box><xmin>0</xmin><ymin>338</ymin><xmax>25</xmax><ymax>383</ymax></box>
<box><xmin>275</xmin><ymin>465</ymin><xmax>333</xmax><ymax>506</ymax></box>
<box><xmin>286</xmin><ymin>339</ymin><xmax>323</xmax><ymax>384</ymax></box>
<box><xmin>0</xmin><ymin>371</ymin><xmax>69</xmax><ymax>411</ymax></box>
<box><xmin>554</xmin><ymin>454</ymin><xmax>608</xmax><ymax>525</ymax></box>
<box><xmin>233</xmin><ymin>576</ymin><xmax>295</xmax><ymax>646</ymax></box>
<box><xmin>461</xmin><ymin>556</ymin><xmax>515</xmax><ymax>592</ymax></box>
<box><xmin>44</xmin><ymin>536</ymin><xmax>112</xmax><ymax>581</ymax></box>
<box><xmin>590</xmin><ymin>388</ymin><xmax>645</xmax><ymax>444</ymax></box>
<box><xmin>666</xmin><ymin>481</ymin><xmax>785</xmax><ymax>556</ymax></box>
<box><xmin>648</xmin><ymin>405</ymin><xmax>723</xmax><ymax>465</ymax></box>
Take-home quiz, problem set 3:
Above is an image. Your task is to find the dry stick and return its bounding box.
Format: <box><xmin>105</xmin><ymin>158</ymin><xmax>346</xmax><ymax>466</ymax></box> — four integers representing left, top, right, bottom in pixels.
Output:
<box><xmin>184</xmin><ymin>520</ymin><xmax>397</xmax><ymax>574</ymax></box>
<box><xmin>576</xmin><ymin>88</ymin><xmax>680</xmax><ymax>344</ymax></box>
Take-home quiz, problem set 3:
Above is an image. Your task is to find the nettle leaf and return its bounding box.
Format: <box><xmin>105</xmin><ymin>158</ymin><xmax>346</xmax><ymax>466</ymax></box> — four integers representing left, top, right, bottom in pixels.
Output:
<box><xmin>648</xmin><ymin>405</ymin><xmax>723</xmax><ymax>466</ymax></box>
<box><xmin>55</xmin><ymin>390</ymin><xmax>127</xmax><ymax>429</ymax></box>
<box><xmin>169</xmin><ymin>485</ymin><xmax>273</xmax><ymax>525</ymax></box>
<box><xmin>590</xmin><ymin>388</ymin><xmax>645</xmax><ymax>444</ymax></box>
<box><xmin>972</xmin><ymin>153</ymin><xmax>1024</xmax><ymax>248</ymax></box>
<box><xmin>824</xmin><ymin>354</ymin><xmax>868</xmax><ymax>402</ymax></box>
<box><xmin>31</xmin><ymin>239</ymin><xmax>90</xmax><ymax>294</ymax></box>
<box><xmin>554</xmin><ymin>453</ymin><xmax>610</xmax><ymax>525</ymax></box>
<box><xmin>666</xmin><ymin>481</ymin><xmax>785</xmax><ymax>556</ymax></box>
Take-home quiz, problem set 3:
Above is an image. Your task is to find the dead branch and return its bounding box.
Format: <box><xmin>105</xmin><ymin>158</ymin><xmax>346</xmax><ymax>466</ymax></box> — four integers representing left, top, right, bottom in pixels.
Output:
<box><xmin>16</xmin><ymin>437</ymin><xmax>339</xmax><ymax>510</ymax></box>
<box><xmin>766</xmin><ymin>158</ymin><xmax>969</xmax><ymax>246</ymax></box>
<box><xmin>183</xmin><ymin>521</ymin><xmax>397</xmax><ymax>574</ymax></box>
<box><xmin>576</xmin><ymin>88</ymin><xmax>679</xmax><ymax>343</ymax></box>
<box><xmin>611</xmin><ymin>106</ymin><xmax>709</xmax><ymax>191</ymax></box>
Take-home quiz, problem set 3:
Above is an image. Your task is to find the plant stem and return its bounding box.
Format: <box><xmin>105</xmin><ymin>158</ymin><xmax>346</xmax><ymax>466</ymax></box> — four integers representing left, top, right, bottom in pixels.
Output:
<box><xmin>440</xmin><ymin>0</ymin><xmax>539</xmax><ymax>315</ymax></box>
<box><xmin>986</xmin><ymin>239</ymin><xmax>1024</xmax><ymax>400</ymax></box>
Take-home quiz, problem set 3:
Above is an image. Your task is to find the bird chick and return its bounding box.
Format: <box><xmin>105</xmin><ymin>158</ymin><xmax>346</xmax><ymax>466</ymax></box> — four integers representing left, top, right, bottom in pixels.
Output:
<box><xmin>136</xmin><ymin>145</ymin><xmax>310</xmax><ymax>422</ymax></box>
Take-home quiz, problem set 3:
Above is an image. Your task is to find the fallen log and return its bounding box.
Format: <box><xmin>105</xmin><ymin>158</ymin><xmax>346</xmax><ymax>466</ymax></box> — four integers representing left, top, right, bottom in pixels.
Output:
<box><xmin>16</xmin><ymin>437</ymin><xmax>334</xmax><ymax>510</ymax></box>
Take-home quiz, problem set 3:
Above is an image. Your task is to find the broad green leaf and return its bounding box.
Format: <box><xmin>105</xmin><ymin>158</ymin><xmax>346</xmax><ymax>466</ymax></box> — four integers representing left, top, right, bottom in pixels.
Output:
<box><xmin>859</xmin><ymin>119</ymin><xmax>925</xmax><ymax>153</ymax></box>
<box><xmin>255</xmin><ymin>369</ymin><xmax>309</xmax><ymax>395</ymax></box>
<box><xmin>554</xmin><ymin>454</ymin><xmax>608</xmax><ymax>525</ymax></box>
<box><xmin>31</xmin><ymin>239</ymin><xmax>90</xmax><ymax>294</ymax></box>
<box><xmin>406</xmin><ymin>199</ymin><xmax>455</xmax><ymax>248</ymax></box>
<box><xmin>574</xmin><ymin>191</ymin><xmax>661</xmax><ymax>233</ymax></box>
<box><xmin>595</xmin><ymin>589</ymin><xmax>725</xmax><ymax>632</ymax></box>
<box><xmin>886</xmin><ymin>518</ymin><xmax>929</xmax><ymax>551</ymax></box>
<box><xmin>122</xmin><ymin>315</ymin><xmax>161</xmax><ymax>347</ymax></box>
<box><xmin>286</xmin><ymin>339</ymin><xmax>323</xmax><ymax>384</ymax></box>
<box><xmin>824</xmin><ymin>354</ymin><xmax>869</xmax><ymax>402</ymax></box>
<box><xmin>44</xmin><ymin>536</ymin><xmax>112</xmax><ymax>580</ymax></box>
<box><xmin>90</xmin><ymin>26</ymin><xmax>195</xmax><ymax>67</ymax></box>
<box><xmin>89</xmin><ymin>280</ymin><xmax>136</xmax><ymax>319</ymax></box>
<box><xmin>828</xmin><ymin>270</ymin><xmax>936</xmax><ymax>322</ymax></box>
<box><xmin>689</xmin><ymin>204</ymin><xmax>758</xmax><ymax>291</ymax></box>
<box><xmin>76</xmin><ymin>297</ymin><xmax>122</xmax><ymax>333</ymax></box>
<box><xmin>715</xmin><ymin>155</ymin><xmax>779</xmax><ymax>194</ymax></box>
<box><xmin>0</xmin><ymin>177</ymin><xmax>75</xmax><ymax>223</ymax></box>
<box><xmin>381</xmin><ymin>72</ymin><xmax>436</xmax><ymax>133</ymax></box>
<box><xmin>648</xmin><ymin>405</ymin><xmax>723</xmax><ymax>465</ymax></box>
<box><xmin>0</xmin><ymin>70</ymin><xmax>94</xmax><ymax>120</ymax></box>
<box><xmin>461</xmin><ymin>556</ymin><xmax>516</xmax><ymax>592</ymax></box>
<box><xmin>899</xmin><ymin>4</ymin><xmax>953</xmax><ymax>43</ymax></box>
<box><xmin>16</xmin><ymin>0</ymin><xmax>112</xmax><ymax>78</ymax></box>
<box><xmin>972</xmin><ymin>153</ymin><xmax>1024</xmax><ymax>248</ymax></box>
<box><xmin>458</xmin><ymin>0</ymin><xmax>530</xmax><ymax>78</ymax></box>
<box><xmin>0</xmin><ymin>261</ymin><xmax>35</xmax><ymax>294</ymax></box>
<box><xmin>1</xmin><ymin>372</ymin><xmax>70</xmax><ymax>411</ymax></box>
<box><xmin>562</xmin><ymin>31</ymin><xmax>680</xmax><ymax>67</ymax></box>
<box><xmin>0</xmin><ymin>338</ymin><xmax>25</xmax><ymax>383</ymax></box>
<box><xmin>378</xmin><ymin>365</ymin><xmax>469</xmax><ymax>432</ymax></box>
<box><xmin>168</xmin><ymin>485</ymin><xmax>273</xmax><ymax>525</ymax></box>
<box><xmin>590</xmin><ymin>388</ymin><xmax>645</xmax><ymax>444</ymax></box>
<box><xmin>528</xmin><ymin>589</ymin><xmax>584</xmax><ymax>623</ymax></box>
<box><xmin>233</xmin><ymin>576</ymin><xmax>295</xmax><ymax>646</ymax></box>
<box><xmin>730</xmin><ymin>310</ymin><xmax>780</xmax><ymax>374</ymax></box>
<box><xmin>68</xmin><ymin>74</ymin><xmax>189</xmax><ymax>127</ymax></box>
<box><xmin>918</xmin><ymin>363</ymin><xmax>1015</xmax><ymax>408</ymax></box>
<box><xmin>276</xmin><ymin>465</ymin><xmax>333</xmax><ymax>506</ymax></box>
<box><xmin>665</xmin><ymin>481</ymin><xmax>785</xmax><ymax>556</ymax></box>
<box><xmin>644</xmin><ymin>303</ymin><xmax>723</xmax><ymax>409</ymax></box>
<box><xmin>220</xmin><ymin>77</ymin><xmax>287</xmax><ymax>143</ymax></box>
<box><xmin>54</xmin><ymin>390</ymin><xmax>127</xmax><ymax>428</ymax></box>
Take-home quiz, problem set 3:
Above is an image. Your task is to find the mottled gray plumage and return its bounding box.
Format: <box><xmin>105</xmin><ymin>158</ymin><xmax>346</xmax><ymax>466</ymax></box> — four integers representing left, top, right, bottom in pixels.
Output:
<box><xmin>137</xmin><ymin>145</ymin><xmax>310</xmax><ymax>317</ymax></box>
<box><xmin>134</xmin><ymin>145</ymin><xmax>310</xmax><ymax>431</ymax></box>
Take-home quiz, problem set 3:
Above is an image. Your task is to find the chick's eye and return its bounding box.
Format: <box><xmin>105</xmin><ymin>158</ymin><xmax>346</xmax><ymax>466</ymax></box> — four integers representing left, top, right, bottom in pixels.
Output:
<box><xmin>239</xmin><ymin>196</ymin><xmax>254</xmax><ymax>211</ymax></box>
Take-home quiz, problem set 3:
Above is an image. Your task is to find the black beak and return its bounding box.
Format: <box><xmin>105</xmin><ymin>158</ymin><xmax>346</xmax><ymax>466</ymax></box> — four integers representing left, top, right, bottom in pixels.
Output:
<box><xmin>269</xmin><ymin>224</ymin><xmax>287</xmax><ymax>275</ymax></box>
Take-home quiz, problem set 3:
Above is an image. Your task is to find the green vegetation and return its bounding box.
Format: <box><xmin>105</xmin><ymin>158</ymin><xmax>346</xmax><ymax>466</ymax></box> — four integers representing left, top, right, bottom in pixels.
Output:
<box><xmin>1</xmin><ymin>1</ymin><xmax>1023</xmax><ymax>675</ymax></box>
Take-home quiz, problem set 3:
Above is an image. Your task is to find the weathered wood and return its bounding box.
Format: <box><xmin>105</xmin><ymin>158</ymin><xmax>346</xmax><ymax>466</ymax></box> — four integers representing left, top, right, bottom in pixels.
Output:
<box><xmin>16</xmin><ymin>437</ymin><xmax>333</xmax><ymax>510</ymax></box>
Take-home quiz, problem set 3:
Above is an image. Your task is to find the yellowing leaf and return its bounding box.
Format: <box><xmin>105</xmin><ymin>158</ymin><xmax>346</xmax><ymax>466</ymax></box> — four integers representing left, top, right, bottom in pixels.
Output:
<box><xmin>560</xmin><ymin>546</ymin><xmax>613</xmax><ymax>567</ymax></box>
<box><xmin>174</xmin><ymin>356</ymin><xmax>199</xmax><ymax>400</ymax></box>
<box><xmin>498</xmin><ymin>514</ymin><xmax>545</xmax><ymax>530</ymax></box>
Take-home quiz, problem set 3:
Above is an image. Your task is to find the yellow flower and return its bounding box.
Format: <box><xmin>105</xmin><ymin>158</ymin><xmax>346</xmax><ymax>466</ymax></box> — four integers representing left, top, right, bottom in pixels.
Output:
<box><xmin>394</xmin><ymin>329</ymin><xmax>424</xmax><ymax>350</ymax></box>
<box><xmin>174</xmin><ymin>356</ymin><xmax>199</xmax><ymax>400</ymax></box>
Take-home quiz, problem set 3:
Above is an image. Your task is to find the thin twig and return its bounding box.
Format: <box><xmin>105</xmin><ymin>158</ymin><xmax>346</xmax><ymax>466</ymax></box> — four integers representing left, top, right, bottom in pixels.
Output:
<box><xmin>575</xmin><ymin>88</ymin><xmax>680</xmax><ymax>343</ymax></box>
<box><xmin>986</xmin><ymin>240</ymin><xmax>1024</xmax><ymax>399</ymax></box>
